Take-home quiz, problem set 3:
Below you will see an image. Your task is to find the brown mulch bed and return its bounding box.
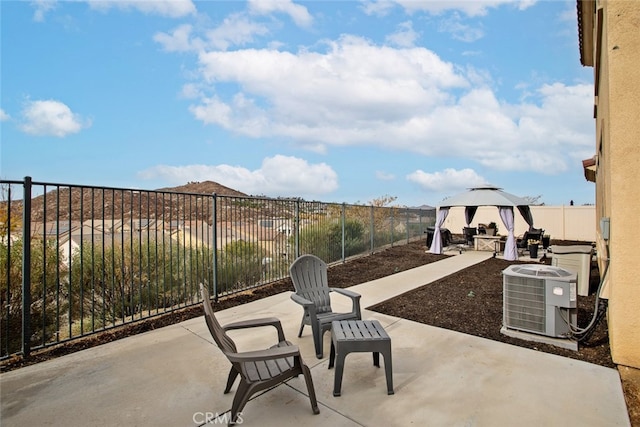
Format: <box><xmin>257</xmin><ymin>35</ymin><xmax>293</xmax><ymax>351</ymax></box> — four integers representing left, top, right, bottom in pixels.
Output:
<box><xmin>369</xmin><ymin>249</ymin><xmax>614</xmax><ymax>368</ymax></box>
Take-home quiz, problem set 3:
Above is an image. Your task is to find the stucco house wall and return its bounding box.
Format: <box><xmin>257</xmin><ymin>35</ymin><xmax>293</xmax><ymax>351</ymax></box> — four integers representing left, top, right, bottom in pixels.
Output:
<box><xmin>579</xmin><ymin>0</ymin><xmax>640</xmax><ymax>369</ymax></box>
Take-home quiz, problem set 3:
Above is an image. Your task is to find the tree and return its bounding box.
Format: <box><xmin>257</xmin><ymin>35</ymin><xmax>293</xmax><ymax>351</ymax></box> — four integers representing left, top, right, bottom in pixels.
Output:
<box><xmin>295</xmin><ymin>218</ymin><xmax>366</xmax><ymax>263</ymax></box>
<box><xmin>216</xmin><ymin>240</ymin><xmax>267</xmax><ymax>294</ymax></box>
<box><xmin>523</xmin><ymin>195</ymin><xmax>545</xmax><ymax>206</ymax></box>
<box><xmin>68</xmin><ymin>237</ymin><xmax>208</xmax><ymax>332</ymax></box>
<box><xmin>0</xmin><ymin>183</ymin><xmax>21</xmax><ymax>239</ymax></box>
<box><xmin>0</xmin><ymin>238</ymin><xmax>65</xmax><ymax>354</ymax></box>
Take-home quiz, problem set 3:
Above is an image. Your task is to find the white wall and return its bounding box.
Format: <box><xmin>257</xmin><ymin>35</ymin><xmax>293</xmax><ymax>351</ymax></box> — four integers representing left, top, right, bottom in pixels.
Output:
<box><xmin>440</xmin><ymin>205</ymin><xmax>596</xmax><ymax>242</ymax></box>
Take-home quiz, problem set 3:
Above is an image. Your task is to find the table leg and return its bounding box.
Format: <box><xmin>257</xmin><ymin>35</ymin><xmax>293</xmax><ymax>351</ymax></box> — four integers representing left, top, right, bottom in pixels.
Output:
<box><xmin>333</xmin><ymin>350</ymin><xmax>346</xmax><ymax>397</ymax></box>
<box><xmin>382</xmin><ymin>346</ymin><xmax>394</xmax><ymax>395</ymax></box>
<box><xmin>328</xmin><ymin>341</ymin><xmax>336</xmax><ymax>369</ymax></box>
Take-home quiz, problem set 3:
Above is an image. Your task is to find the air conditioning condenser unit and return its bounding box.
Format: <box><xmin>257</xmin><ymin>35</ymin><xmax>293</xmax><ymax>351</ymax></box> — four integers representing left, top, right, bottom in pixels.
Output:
<box><xmin>501</xmin><ymin>264</ymin><xmax>578</xmax><ymax>351</ymax></box>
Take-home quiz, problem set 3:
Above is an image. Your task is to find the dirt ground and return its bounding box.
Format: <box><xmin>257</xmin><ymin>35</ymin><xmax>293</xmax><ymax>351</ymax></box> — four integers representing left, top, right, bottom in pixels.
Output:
<box><xmin>1</xmin><ymin>238</ymin><xmax>637</xmax><ymax>425</ymax></box>
<box><xmin>369</xmin><ymin>243</ymin><xmax>613</xmax><ymax>367</ymax></box>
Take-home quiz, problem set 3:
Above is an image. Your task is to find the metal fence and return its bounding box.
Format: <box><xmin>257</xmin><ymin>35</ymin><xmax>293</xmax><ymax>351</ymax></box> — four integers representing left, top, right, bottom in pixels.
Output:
<box><xmin>0</xmin><ymin>177</ymin><xmax>435</xmax><ymax>359</ymax></box>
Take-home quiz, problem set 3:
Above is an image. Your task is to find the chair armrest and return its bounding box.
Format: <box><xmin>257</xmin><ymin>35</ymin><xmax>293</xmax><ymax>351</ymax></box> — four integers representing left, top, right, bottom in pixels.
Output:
<box><xmin>290</xmin><ymin>292</ymin><xmax>314</xmax><ymax>307</ymax></box>
<box><xmin>330</xmin><ymin>288</ymin><xmax>361</xmax><ymax>300</ymax></box>
<box><xmin>290</xmin><ymin>293</ymin><xmax>318</xmax><ymax>322</ymax></box>
<box><xmin>223</xmin><ymin>317</ymin><xmax>286</xmax><ymax>343</ymax></box>
<box><xmin>226</xmin><ymin>345</ymin><xmax>301</xmax><ymax>363</ymax></box>
<box><xmin>330</xmin><ymin>288</ymin><xmax>362</xmax><ymax>319</ymax></box>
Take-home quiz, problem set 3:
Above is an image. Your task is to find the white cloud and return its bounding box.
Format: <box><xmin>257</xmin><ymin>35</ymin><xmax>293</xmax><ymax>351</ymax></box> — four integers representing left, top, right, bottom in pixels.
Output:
<box><xmin>248</xmin><ymin>0</ymin><xmax>313</xmax><ymax>28</ymax></box>
<box><xmin>438</xmin><ymin>14</ymin><xmax>485</xmax><ymax>42</ymax></box>
<box><xmin>509</xmin><ymin>83</ymin><xmax>595</xmax><ymax>159</ymax></box>
<box><xmin>192</xmin><ymin>35</ymin><xmax>468</xmax><ymax>145</ymax></box>
<box><xmin>205</xmin><ymin>13</ymin><xmax>271</xmax><ymax>50</ymax></box>
<box><xmin>154</xmin><ymin>14</ymin><xmax>271</xmax><ymax>52</ymax></box>
<box><xmin>154</xmin><ymin>24</ymin><xmax>204</xmax><ymax>53</ymax></box>
<box><xmin>0</xmin><ymin>109</ymin><xmax>10</xmax><ymax>121</ymax></box>
<box><xmin>30</xmin><ymin>0</ymin><xmax>195</xmax><ymax>22</ymax></box>
<box><xmin>31</xmin><ymin>0</ymin><xmax>57</xmax><ymax>22</ymax></box>
<box><xmin>558</xmin><ymin>6</ymin><xmax>578</xmax><ymax>23</ymax></box>
<box><xmin>376</xmin><ymin>171</ymin><xmax>395</xmax><ymax>181</ymax></box>
<box><xmin>154</xmin><ymin>2</ymin><xmax>312</xmax><ymax>53</ymax></box>
<box><xmin>138</xmin><ymin>155</ymin><xmax>338</xmax><ymax>198</ymax></box>
<box><xmin>361</xmin><ymin>0</ymin><xmax>397</xmax><ymax>17</ymax></box>
<box><xmin>386</xmin><ymin>21</ymin><xmax>420</xmax><ymax>47</ymax></box>
<box><xmin>87</xmin><ymin>0</ymin><xmax>196</xmax><ymax>18</ymax></box>
<box><xmin>517</xmin><ymin>0</ymin><xmax>538</xmax><ymax>11</ymax></box>
<box><xmin>185</xmin><ymin>34</ymin><xmax>592</xmax><ymax>174</ymax></box>
<box><xmin>19</xmin><ymin>100</ymin><xmax>90</xmax><ymax>137</ymax></box>
<box><xmin>180</xmin><ymin>83</ymin><xmax>202</xmax><ymax>99</ymax></box>
<box><xmin>407</xmin><ymin>168</ymin><xmax>488</xmax><ymax>192</ymax></box>
<box><xmin>392</xmin><ymin>0</ymin><xmax>537</xmax><ymax>17</ymax></box>
<box><xmin>189</xmin><ymin>93</ymin><xmax>267</xmax><ymax>137</ymax></box>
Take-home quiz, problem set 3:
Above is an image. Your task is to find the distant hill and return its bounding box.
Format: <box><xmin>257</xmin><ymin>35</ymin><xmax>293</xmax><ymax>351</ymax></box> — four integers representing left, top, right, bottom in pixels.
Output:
<box><xmin>413</xmin><ymin>204</ymin><xmax>436</xmax><ymax>210</ymax></box>
<box><xmin>156</xmin><ymin>181</ymin><xmax>247</xmax><ymax>197</ymax></box>
<box><xmin>5</xmin><ymin>181</ymin><xmax>248</xmax><ymax>223</ymax></box>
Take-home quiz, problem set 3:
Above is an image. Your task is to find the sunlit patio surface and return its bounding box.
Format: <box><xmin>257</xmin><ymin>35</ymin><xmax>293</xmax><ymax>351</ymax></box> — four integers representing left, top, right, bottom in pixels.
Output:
<box><xmin>1</xmin><ymin>251</ymin><xmax>631</xmax><ymax>426</ymax></box>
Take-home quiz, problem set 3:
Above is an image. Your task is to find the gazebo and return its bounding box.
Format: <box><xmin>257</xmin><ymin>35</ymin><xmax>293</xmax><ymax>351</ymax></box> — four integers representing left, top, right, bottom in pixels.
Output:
<box><xmin>429</xmin><ymin>185</ymin><xmax>535</xmax><ymax>260</ymax></box>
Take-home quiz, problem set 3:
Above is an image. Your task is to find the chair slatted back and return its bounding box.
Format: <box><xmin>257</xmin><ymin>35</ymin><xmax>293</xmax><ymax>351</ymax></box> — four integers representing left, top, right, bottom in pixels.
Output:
<box><xmin>527</xmin><ymin>228</ymin><xmax>544</xmax><ymax>240</ymax></box>
<box><xmin>200</xmin><ymin>284</ymin><xmax>237</xmax><ymax>355</ymax></box>
<box><xmin>290</xmin><ymin>255</ymin><xmax>332</xmax><ymax>314</ymax></box>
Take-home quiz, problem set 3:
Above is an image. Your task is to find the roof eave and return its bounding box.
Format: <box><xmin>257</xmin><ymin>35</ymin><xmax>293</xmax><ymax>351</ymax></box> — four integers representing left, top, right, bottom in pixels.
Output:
<box><xmin>578</xmin><ymin>0</ymin><xmax>595</xmax><ymax>66</ymax></box>
<box><xmin>582</xmin><ymin>156</ymin><xmax>597</xmax><ymax>183</ymax></box>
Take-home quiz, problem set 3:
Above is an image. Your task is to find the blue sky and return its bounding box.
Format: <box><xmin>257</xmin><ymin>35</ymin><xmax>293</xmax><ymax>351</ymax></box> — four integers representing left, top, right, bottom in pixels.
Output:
<box><xmin>1</xmin><ymin>0</ymin><xmax>595</xmax><ymax>207</ymax></box>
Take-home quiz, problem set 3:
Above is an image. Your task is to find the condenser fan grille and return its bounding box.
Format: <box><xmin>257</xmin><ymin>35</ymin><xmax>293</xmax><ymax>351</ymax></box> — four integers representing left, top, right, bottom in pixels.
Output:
<box><xmin>509</xmin><ymin>265</ymin><xmax>573</xmax><ymax>277</ymax></box>
<box><xmin>504</xmin><ymin>275</ymin><xmax>546</xmax><ymax>334</ymax></box>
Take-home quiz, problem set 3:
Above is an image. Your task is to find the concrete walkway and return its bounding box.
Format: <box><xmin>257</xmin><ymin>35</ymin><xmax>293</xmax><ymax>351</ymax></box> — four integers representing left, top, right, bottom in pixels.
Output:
<box><xmin>0</xmin><ymin>251</ymin><xmax>631</xmax><ymax>426</ymax></box>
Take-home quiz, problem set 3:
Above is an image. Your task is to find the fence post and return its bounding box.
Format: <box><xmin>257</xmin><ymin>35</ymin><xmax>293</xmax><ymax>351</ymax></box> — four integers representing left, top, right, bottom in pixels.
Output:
<box><xmin>370</xmin><ymin>205</ymin><xmax>374</xmax><ymax>254</ymax></box>
<box><xmin>405</xmin><ymin>208</ymin><xmax>410</xmax><ymax>243</ymax></box>
<box><xmin>390</xmin><ymin>207</ymin><xmax>395</xmax><ymax>247</ymax></box>
<box><xmin>211</xmin><ymin>194</ymin><xmax>218</xmax><ymax>301</ymax></box>
<box><xmin>341</xmin><ymin>203</ymin><xmax>346</xmax><ymax>263</ymax></box>
<box><xmin>21</xmin><ymin>176</ymin><xmax>32</xmax><ymax>357</ymax></box>
<box><xmin>562</xmin><ymin>205</ymin><xmax>567</xmax><ymax>240</ymax></box>
<box><xmin>294</xmin><ymin>199</ymin><xmax>300</xmax><ymax>259</ymax></box>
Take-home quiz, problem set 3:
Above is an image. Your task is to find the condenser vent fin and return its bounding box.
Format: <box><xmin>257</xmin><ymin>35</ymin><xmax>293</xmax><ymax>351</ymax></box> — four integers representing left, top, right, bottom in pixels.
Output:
<box><xmin>504</xmin><ymin>275</ymin><xmax>546</xmax><ymax>334</ymax></box>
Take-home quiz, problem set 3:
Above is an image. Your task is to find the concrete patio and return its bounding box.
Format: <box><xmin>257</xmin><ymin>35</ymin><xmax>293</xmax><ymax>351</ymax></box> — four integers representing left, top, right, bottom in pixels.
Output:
<box><xmin>0</xmin><ymin>251</ymin><xmax>631</xmax><ymax>426</ymax></box>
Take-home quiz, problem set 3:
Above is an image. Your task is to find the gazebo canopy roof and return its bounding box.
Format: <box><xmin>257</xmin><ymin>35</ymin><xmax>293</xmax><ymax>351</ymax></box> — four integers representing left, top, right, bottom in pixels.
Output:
<box><xmin>431</xmin><ymin>185</ymin><xmax>533</xmax><ymax>261</ymax></box>
<box><xmin>438</xmin><ymin>185</ymin><xmax>530</xmax><ymax>208</ymax></box>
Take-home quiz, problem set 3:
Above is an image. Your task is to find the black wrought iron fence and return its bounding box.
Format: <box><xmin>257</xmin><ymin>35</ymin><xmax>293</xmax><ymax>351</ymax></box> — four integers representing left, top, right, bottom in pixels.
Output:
<box><xmin>0</xmin><ymin>177</ymin><xmax>435</xmax><ymax>359</ymax></box>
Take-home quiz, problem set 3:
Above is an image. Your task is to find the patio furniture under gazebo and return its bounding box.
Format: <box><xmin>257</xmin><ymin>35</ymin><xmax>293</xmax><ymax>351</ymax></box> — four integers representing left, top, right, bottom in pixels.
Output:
<box><xmin>429</xmin><ymin>185</ymin><xmax>535</xmax><ymax>261</ymax></box>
